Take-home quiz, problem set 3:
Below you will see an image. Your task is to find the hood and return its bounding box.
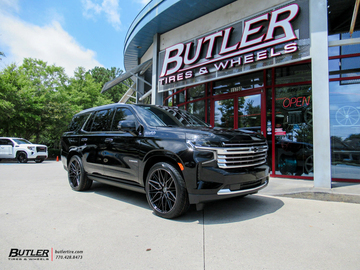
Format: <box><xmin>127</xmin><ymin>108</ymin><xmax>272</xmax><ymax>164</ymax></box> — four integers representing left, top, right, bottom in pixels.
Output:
<box><xmin>183</xmin><ymin>126</ymin><xmax>265</xmax><ymax>147</ymax></box>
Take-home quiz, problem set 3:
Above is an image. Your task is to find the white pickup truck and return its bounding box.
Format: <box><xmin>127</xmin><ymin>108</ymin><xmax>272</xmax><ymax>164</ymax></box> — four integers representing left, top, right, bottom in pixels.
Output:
<box><xmin>0</xmin><ymin>137</ymin><xmax>48</xmax><ymax>163</ymax></box>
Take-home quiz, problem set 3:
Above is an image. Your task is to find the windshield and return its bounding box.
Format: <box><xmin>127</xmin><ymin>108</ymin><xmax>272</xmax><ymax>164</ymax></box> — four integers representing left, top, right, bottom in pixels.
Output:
<box><xmin>135</xmin><ymin>105</ymin><xmax>210</xmax><ymax>127</ymax></box>
<box><xmin>13</xmin><ymin>139</ymin><xmax>32</xmax><ymax>144</ymax></box>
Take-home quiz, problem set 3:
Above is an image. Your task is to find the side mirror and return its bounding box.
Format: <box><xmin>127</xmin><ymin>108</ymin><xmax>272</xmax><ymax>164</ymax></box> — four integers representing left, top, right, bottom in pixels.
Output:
<box><xmin>117</xmin><ymin>120</ymin><xmax>137</xmax><ymax>136</ymax></box>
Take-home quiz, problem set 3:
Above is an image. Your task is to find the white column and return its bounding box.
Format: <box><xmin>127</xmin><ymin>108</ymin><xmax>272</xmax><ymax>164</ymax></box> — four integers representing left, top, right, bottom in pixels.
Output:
<box><xmin>310</xmin><ymin>0</ymin><xmax>332</xmax><ymax>188</ymax></box>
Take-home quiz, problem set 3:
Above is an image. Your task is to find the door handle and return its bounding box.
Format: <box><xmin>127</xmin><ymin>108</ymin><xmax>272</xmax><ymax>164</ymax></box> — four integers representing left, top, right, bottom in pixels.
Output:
<box><xmin>81</xmin><ymin>138</ymin><xmax>88</xmax><ymax>142</ymax></box>
<box><xmin>105</xmin><ymin>138</ymin><xmax>113</xmax><ymax>143</ymax></box>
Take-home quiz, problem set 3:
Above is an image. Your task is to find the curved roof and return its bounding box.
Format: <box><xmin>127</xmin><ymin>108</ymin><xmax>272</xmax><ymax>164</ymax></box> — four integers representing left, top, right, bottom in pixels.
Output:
<box><xmin>124</xmin><ymin>0</ymin><xmax>237</xmax><ymax>71</ymax></box>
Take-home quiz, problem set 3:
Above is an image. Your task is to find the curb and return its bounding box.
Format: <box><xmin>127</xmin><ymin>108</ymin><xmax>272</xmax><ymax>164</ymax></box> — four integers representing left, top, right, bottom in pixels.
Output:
<box><xmin>276</xmin><ymin>191</ymin><xmax>360</xmax><ymax>204</ymax></box>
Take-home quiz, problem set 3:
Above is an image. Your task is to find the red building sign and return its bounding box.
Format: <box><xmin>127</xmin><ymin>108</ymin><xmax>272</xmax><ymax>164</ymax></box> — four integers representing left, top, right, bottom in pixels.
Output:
<box><xmin>158</xmin><ymin>1</ymin><xmax>310</xmax><ymax>92</ymax></box>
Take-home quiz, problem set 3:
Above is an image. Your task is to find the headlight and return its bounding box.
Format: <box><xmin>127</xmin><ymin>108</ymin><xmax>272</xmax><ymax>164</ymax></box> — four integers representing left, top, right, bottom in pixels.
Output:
<box><xmin>186</xmin><ymin>133</ymin><xmax>222</xmax><ymax>148</ymax></box>
<box><xmin>186</xmin><ymin>140</ymin><xmax>216</xmax><ymax>164</ymax></box>
<box><xmin>27</xmin><ymin>146</ymin><xmax>35</xmax><ymax>150</ymax></box>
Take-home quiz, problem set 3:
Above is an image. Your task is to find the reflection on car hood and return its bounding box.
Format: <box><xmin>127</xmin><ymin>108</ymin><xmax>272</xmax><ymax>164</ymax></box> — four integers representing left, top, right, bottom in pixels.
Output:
<box><xmin>155</xmin><ymin>126</ymin><xmax>265</xmax><ymax>144</ymax></box>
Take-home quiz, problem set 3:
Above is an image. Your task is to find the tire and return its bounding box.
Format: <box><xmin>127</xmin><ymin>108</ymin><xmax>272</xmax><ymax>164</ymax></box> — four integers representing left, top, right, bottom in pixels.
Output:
<box><xmin>35</xmin><ymin>159</ymin><xmax>44</xmax><ymax>163</ymax></box>
<box><xmin>16</xmin><ymin>152</ymin><xmax>28</xmax><ymax>163</ymax></box>
<box><xmin>68</xmin><ymin>155</ymin><xmax>92</xmax><ymax>191</ymax></box>
<box><xmin>145</xmin><ymin>162</ymin><xmax>189</xmax><ymax>219</ymax></box>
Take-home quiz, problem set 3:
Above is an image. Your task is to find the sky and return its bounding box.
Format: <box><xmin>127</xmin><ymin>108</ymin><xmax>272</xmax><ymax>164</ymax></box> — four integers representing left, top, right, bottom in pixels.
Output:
<box><xmin>0</xmin><ymin>0</ymin><xmax>150</xmax><ymax>76</ymax></box>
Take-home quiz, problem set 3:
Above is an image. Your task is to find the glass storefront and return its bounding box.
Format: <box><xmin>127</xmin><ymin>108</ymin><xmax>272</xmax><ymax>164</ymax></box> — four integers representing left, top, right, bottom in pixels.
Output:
<box><xmin>238</xmin><ymin>94</ymin><xmax>261</xmax><ymax>132</ymax></box>
<box><xmin>329</xmin><ymin>32</ymin><xmax>360</xmax><ymax>181</ymax></box>
<box><xmin>273</xmin><ymin>85</ymin><xmax>313</xmax><ymax>176</ymax></box>
<box><xmin>214</xmin><ymin>99</ymin><xmax>234</xmax><ymax>129</ymax></box>
<box><xmin>163</xmin><ymin>54</ymin><xmax>360</xmax><ymax>182</ymax></box>
<box><xmin>164</xmin><ymin>63</ymin><xmax>314</xmax><ymax>178</ymax></box>
<box><xmin>266</xmin><ymin>63</ymin><xmax>313</xmax><ymax>177</ymax></box>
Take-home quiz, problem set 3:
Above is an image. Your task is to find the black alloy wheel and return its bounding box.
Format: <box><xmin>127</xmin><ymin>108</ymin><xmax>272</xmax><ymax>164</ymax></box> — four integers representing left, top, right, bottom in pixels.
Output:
<box><xmin>17</xmin><ymin>152</ymin><xmax>28</xmax><ymax>163</ymax></box>
<box><xmin>68</xmin><ymin>155</ymin><xmax>92</xmax><ymax>191</ymax></box>
<box><xmin>145</xmin><ymin>162</ymin><xmax>189</xmax><ymax>219</ymax></box>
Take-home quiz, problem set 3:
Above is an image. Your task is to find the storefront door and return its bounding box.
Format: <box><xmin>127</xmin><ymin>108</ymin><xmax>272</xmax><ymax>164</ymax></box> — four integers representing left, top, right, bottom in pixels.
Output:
<box><xmin>213</xmin><ymin>91</ymin><xmax>264</xmax><ymax>134</ymax></box>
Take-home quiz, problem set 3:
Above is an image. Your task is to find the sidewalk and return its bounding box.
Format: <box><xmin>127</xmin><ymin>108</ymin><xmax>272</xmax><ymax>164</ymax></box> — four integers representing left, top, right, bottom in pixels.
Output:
<box><xmin>260</xmin><ymin>177</ymin><xmax>360</xmax><ymax>204</ymax></box>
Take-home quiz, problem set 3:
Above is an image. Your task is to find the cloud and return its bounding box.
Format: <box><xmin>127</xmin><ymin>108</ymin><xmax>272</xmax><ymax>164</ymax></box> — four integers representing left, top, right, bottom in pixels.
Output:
<box><xmin>0</xmin><ymin>0</ymin><xmax>20</xmax><ymax>12</ymax></box>
<box><xmin>82</xmin><ymin>0</ymin><xmax>121</xmax><ymax>31</ymax></box>
<box><xmin>0</xmin><ymin>12</ymin><xmax>102</xmax><ymax>76</ymax></box>
<box><xmin>134</xmin><ymin>0</ymin><xmax>151</xmax><ymax>5</ymax></box>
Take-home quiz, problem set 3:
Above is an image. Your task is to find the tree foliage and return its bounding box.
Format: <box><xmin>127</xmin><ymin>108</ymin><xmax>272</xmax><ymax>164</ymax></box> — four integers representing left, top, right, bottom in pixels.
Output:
<box><xmin>87</xmin><ymin>66</ymin><xmax>127</xmax><ymax>103</ymax></box>
<box><xmin>0</xmin><ymin>58</ymin><xmax>122</xmax><ymax>148</ymax></box>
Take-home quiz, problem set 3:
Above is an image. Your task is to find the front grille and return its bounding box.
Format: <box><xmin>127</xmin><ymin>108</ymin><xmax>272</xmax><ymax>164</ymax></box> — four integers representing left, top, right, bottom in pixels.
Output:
<box><xmin>217</xmin><ymin>141</ymin><xmax>268</xmax><ymax>169</ymax></box>
<box><xmin>37</xmin><ymin>146</ymin><xmax>47</xmax><ymax>152</ymax></box>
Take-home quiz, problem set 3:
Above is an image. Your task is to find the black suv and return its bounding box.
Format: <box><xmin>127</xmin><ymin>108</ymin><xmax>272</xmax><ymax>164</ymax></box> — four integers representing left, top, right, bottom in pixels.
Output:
<box><xmin>61</xmin><ymin>104</ymin><xmax>269</xmax><ymax>218</ymax></box>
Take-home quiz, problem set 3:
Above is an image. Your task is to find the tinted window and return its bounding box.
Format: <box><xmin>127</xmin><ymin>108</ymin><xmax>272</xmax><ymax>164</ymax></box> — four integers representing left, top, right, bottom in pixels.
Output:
<box><xmin>136</xmin><ymin>106</ymin><xmax>209</xmax><ymax>127</ymax></box>
<box><xmin>68</xmin><ymin>113</ymin><xmax>91</xmax><ymax>132</ymax></box>
<box><xmin>213</xmin><ymin>71</ymin><xmax>263</xmax><ymax>95</ymax></box>
<box><xmin>91</xmin><ymin>109</ymin><xmax>113</xmax><ymax>132</ymax></box>
<box><xmin>13</xmin><ymin>139</ymin><xmax>31</xmax><ymax>144</ymax></box>
<box><xmin>111</xmin><ymin>108</ymin><xmax>136</xmax><ymax>131</ymax></box>
<box><xmin>0</xmin><ymin>139</ymin><xmax>13</xmax><ymax>146</ymax></box>
<box><xmin>274</xmin><ymin>63</ymin><xmax>311</xmax><ymax>85</ymax></box>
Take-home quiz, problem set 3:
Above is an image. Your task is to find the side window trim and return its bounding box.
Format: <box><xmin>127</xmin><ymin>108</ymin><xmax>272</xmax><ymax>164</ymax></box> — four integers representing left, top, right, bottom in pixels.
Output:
<box><xmin>110</xmin><ymin>106</ymin><xmax>139</xmax><ymax>132</ymax></box>
<box><xmin>81</xmin><ymin>112</ymin><xmax>95</xmax><ymax>133</ymax></box>
<box><xmin>80</xmin><ymin>113</ymin><xmax>93</xmax><ymax>132</ymax></box>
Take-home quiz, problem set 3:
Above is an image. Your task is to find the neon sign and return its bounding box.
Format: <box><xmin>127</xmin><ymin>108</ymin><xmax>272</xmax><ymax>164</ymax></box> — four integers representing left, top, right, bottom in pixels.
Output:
<box><xmin>282</xmin><ymin>96</ymin><xmax>311</xmax><ymax>109</ymax></box>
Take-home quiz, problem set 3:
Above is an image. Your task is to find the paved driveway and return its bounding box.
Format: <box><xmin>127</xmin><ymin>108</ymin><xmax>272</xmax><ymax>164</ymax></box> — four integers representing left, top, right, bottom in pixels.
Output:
<box><xmin>1</xmin><ymin>161</ymin><xmax>359</xmax><ymax>269</ymax></box>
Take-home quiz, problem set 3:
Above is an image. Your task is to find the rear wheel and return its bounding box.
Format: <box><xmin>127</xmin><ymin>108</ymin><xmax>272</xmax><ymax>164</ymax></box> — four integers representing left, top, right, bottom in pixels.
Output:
<box><xmin>16</xmin><ymin>152</ymin><xmax>28</xmax><ymax>163</ymax></box>
<box><xmin>68</xmin><ymin>155</ymin><xmax>92</xmax><ymax>191</ymax></box>
<box><xmin>145</xmin><ymin>162</ymin><xmax>189</xmax><ymax>219</ymax></box>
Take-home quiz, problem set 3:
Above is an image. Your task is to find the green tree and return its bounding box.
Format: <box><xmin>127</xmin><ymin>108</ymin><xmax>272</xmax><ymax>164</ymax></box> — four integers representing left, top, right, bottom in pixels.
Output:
<box><xmin>0</xmin><ymin>58</ymin><xmax>120</xmax><ymax>150</ymax></box>
<box><xmin>87</xmin><ymin>66</ymin><xmax>127</xmax><ymax>103</ymax></box>
<box><xmin>69</xmin><ymin>67</ymin><xmax>112</xmax><ymax>110</ymax></box>
<box><xmin>0</xmin><ymin>58</ymin><xmax>74</xmax><ymax>146</ymax></box>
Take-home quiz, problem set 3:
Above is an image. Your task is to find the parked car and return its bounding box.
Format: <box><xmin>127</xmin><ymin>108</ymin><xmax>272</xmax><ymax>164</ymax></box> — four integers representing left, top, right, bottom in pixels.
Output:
<box><xmin>0</xmin><ymin>137</ymin><xmax>48</xmax><ymax>163</ymax></box>
<box><xmin>61</xmin><ymin>104</ymin><xmax>269</xmax><ymax>218</ymax></box>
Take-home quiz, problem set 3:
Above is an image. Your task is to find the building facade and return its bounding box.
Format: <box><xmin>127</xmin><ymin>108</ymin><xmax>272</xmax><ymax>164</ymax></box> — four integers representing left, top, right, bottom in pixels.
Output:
<box><xmin>103</xmin><ymin>0</ymin><xmax>360</xmax><ymax>186</ymax></box>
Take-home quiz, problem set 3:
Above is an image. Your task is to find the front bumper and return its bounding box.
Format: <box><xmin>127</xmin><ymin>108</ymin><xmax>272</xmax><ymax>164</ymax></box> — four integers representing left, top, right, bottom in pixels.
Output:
<box><xmin>28</xmin><ymin>153</ymin><xmax>48</xmax><ymax>160</ymax></box>
<box><xmin>188</xmin><ymin>164</ymin><xmax>269</xmax><ymax>204</ymax></box>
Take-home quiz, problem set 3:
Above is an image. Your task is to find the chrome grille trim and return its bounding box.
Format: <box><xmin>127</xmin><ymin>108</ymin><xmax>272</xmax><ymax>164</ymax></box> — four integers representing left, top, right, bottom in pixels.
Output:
<box><xmin>190</xmin><ymin>140</ymin><xmax>268</xmax><ymax>169</ymax></box>
<box><xmin>217</xmin><ymin>141</ymin><xmax>268</xmax><ymax>169</ymax></box>
<box><xmin>36</xmin><ymin>146</ymin><xmax>47</xmax><ymax>152</ymax></box>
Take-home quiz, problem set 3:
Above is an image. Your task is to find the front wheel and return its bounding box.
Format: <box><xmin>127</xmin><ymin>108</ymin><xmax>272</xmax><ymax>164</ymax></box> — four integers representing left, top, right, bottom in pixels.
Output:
<box><xmin>17</xmin><ymin>152</ymin><xmax>28</xmax><ymax>163</ymax></box>
<box><xmin>68</xmin><ymin>155</ymin><xmax>92</xmax><ymax>191</ymax></box>
<box><xmin>145</xmin><ymin>162</ymin><xmax>189</xmax><ymax>219</ymax></box>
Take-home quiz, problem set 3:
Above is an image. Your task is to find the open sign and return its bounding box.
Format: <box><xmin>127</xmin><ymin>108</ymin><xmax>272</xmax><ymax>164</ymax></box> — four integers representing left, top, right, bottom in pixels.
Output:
<box><xmin>282</xmin><ymin>96</ymin><xmax>311</xmax><ymax>110</ymax></box>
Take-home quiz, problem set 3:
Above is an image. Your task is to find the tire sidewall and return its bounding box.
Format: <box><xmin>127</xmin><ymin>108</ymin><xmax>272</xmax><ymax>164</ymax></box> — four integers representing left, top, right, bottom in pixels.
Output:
<box><xmin>16</xmin><ymin>151</ymin><xmax>28</xmax><ymax>163</ymax></box>
<box><xmin>145</xmin><ymin>162</ymin><xmax>188</xmax><ymax>219</ymax></box>
<box><xmin>68</xmin><ymin>155</ymin><xmax>91</xmax><ymax>191</ymax></box>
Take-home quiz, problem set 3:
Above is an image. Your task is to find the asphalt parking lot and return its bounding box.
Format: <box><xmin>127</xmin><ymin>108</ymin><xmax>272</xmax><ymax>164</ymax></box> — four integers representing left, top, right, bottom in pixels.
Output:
<box><xmin>1</xmin><ymin>160</ymin><xmax>360</xmax><ymax>270</ymax></box>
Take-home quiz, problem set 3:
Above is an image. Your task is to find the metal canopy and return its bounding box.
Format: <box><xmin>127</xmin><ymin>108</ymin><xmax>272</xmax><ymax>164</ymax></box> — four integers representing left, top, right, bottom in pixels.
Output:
<box><xmin>101</xmin><ymin>59</ymin><xmax>152</xmax><ymax>94</ymax></box>
<box><xmin>125</xmin><ymin>0</ymin><xmax>360</xmax><ymax>72</ymax></box>
<box><xmin>328</xmin><ymin>0</ymin><xmax>360</xmax><ymax>35</ymax></box>
<box><xmin>123</xmin><ymin>0</ymin><xmax>237</xmax><ymax>72</ymax></box>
